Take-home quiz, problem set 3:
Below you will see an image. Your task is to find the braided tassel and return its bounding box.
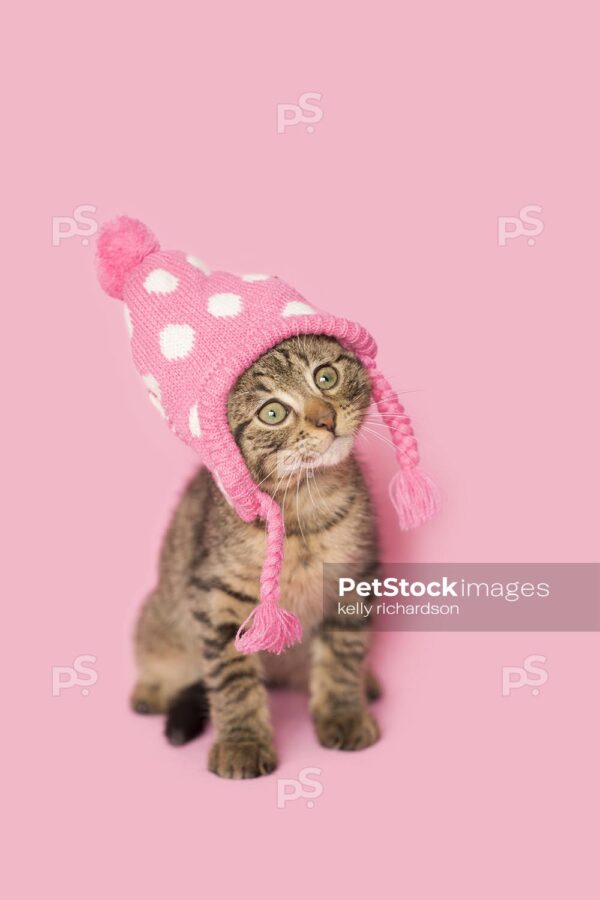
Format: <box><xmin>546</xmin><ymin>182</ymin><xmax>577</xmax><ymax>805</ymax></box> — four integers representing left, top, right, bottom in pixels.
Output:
<box><xmin>235</xmin><ymin>494</ymin><xmax>303</xmax><ymax>654</ymax></box>
<box><xmin>363</xmin><ymin>358</ymin><xmax>441</xmax><ymax>530</ymax></box>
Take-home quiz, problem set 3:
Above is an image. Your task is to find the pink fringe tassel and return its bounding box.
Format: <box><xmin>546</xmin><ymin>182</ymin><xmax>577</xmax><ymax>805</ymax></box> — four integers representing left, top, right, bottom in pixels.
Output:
<box><xmin>389</xmin><ymin>466</ymin><xmax>441</xmax><ymax>530</ymax></box>
<box><xmin>235</xmin><ymin>602</ymin><xmax>303</xmax><ymax>654</ymax></box>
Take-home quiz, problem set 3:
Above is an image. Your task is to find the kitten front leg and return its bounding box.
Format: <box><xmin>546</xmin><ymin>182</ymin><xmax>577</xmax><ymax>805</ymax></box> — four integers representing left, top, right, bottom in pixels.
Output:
<box><xmin>198</xmin><ymin>591</ymin><xmax>277</xmax><ymax>779</ymax></box>
<box><xmin>309</xmin><ymin>621</ymin><xmax>380</xmax><ymax>751</ymax></box>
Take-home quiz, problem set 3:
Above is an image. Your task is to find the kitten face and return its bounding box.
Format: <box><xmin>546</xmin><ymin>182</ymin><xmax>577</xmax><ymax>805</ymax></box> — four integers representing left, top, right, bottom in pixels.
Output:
<box><xmin>227</xmin><ymin>335</ymin><xmax>371</xmax><ymax>486</ymax></box>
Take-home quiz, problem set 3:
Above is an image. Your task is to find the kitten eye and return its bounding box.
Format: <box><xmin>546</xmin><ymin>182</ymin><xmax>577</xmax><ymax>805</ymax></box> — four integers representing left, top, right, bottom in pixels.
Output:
<box><xmin>314</xmin><ymin>365</ymin><xmax>339</xmax><ymax>391</ymax></box>
<box><xmin>257</xmin><ymin>400</ymin><xmax>289</xmax><ymax>425</ymax></box>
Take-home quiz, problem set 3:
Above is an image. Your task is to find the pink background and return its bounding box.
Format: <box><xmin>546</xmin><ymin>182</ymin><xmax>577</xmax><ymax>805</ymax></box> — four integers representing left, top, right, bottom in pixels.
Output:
<box><xmin>3</xmin><ymin>1</ymin><xmax>598</xmax><ymax>898</ymax></box>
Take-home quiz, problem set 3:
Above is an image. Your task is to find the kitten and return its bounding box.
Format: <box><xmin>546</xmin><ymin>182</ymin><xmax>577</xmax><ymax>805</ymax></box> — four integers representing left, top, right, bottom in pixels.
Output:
<box><xmin>131</xmin><ymin>334</ymin><xmax>381</xmax><ymax>778</ymax></box>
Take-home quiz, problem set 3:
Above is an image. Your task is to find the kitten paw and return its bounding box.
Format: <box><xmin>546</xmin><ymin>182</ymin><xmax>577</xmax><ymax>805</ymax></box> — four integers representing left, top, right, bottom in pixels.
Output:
<box><xmin>366</xmin><ymin>669</ymin><xmax>383</xmax><ymax>702</ymax></box>
<box><xmin>130</xmin><ymin>682</ymin><xmax>165</xmax><ymax>714</ymax></box>
<box><xmin>314</xmin><ymin>709</ymin><xmax>380</xmax><ymax>751</ymax></box>
<box><xmin>208</xmin><ymin>740</ymin><xmax>278</xmax><ymax>779</ymax></box>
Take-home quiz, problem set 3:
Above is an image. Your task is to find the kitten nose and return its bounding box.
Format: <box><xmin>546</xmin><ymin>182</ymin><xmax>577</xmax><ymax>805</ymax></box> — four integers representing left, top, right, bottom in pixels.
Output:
<box><xmin>305</xmin><ymin>399</ymin><xmax>336</xmax><ymax>433</ymax></box>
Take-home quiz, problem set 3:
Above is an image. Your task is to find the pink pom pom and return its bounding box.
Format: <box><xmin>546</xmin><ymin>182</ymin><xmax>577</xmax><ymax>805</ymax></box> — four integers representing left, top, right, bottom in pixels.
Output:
<box><xmin>390</xmin><ymin>467</ymin><xmax>441</xmax><ymax>530</ymax></box>
<box><xmin>96</xmin><ymin>216</ymin><xmax>160</xmax><ymax>300</ymax></box>
<box><xmin>235</xmin><ymin>602</ymin><xmax>303</xmax><ymax>655</ymax></box>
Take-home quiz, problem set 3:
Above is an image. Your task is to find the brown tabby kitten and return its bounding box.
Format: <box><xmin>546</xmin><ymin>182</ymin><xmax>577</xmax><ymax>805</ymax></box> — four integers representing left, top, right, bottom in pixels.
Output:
<box><xmin>131</xmin><ymin>334</ymin><xmax>381</xmax><ymax>778</ymax></box>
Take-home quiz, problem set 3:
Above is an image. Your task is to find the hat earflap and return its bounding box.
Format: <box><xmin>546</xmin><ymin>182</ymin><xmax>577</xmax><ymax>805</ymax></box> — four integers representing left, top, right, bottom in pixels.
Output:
<box><xmin>363</xmin><ymin>358</ymin><xmax>441</xmax><ymax>529</ymax></box>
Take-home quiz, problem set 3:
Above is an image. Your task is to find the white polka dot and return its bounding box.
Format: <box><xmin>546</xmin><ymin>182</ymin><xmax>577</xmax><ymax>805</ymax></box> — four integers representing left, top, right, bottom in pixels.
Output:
<box><xmin>186</xmin><ymin>255</ymin><xmax>210</xmax><ymax>274</ymax></box>
<box><xmin>142</xmin><ymin>373</ymin><xmax>161</xmax><ymax>395</ymax></box>
<box><xmin>159</xmin><ymin>324</ymin><xmax>195</xmax><ymax>360</ymax></box>
<box><xmin>147</xmin><ymin>391</ymin><xmax>166</xmax><ymax>418</ymax></box>
<box><xmin>282</xmin><ymin>301</ymin><xmax>315</xmax><ymax>317</ymax></box>
<box><xmin>144</xmin><ymin>268</ymin><xmax>179</xmax><ymax>294</ymax></box>
<box><xmin>124</xmin><ymin>305</ymin><xmax>133</xmax><ymax>338</ymax></box>
<box><xmin>188</xmin><ymin>403</ymin><xmax>201</xmax><ymax>438</ymax></box>
<box><xmin>207</xmin><ymin>292</ymin><xmax>243</xmax><ymax>318</ymax></box>
<box><xmin>241</xmin><ymin>273</ymin><xmax>270</xmax><ymax>282</ymax></box>
<box><xmin>142</xmin><ymin>374</ymin><xmax>165</xmax><ymax>417</ymax></box>
<box><xmin>213</xmin><ymin>470</ymin><xmax>233</xmax><ymax>506</ymax></box>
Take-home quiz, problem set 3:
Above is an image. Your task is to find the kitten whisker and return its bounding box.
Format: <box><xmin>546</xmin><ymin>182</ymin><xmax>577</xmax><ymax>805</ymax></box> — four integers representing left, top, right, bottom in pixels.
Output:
<box><xmin>308</xmin><ymin>466</ymin><xmax>327</xmax><ymax>507</ymax></box>
<box><xmin>234</xmin><ymin>458</ymin><xmax>280</xmax><ymax>502</ymax></box>
<box><xmin>274</xmin><ymin>463</ymin><xmax>291</xmax><ymax>490</ymax></box>
<box><xmin>304</xmin><ymin>468</ymin><xmax>320</xmax><ymax>528</ymax></box>
<box><xmin>295</xmin><ymin>467</ymin><xmax>308</xmax><ymax>548</ymax></box>
<box><xmin>364</xmin><ymin>411</ymin><xmax>418</xmax><ymax>418</ymax></box>
<box><xmin>280</xmin><ymin>465</ymin><xmax>298</xmax><ymax>538</ymax></box>
<box><xmin>359</xmin><ymin>425</ymin><xmax>401</xmax><ymax>454</ymax></box>
<box><xmin>367</xmin><ymin>390</ymin><xmax>424</xmax><ymax>404</ymax></box>
<box><xmin>360</xmin><ymin>417</ymin><xmax>418</xmax><ymax>431</ymax></box>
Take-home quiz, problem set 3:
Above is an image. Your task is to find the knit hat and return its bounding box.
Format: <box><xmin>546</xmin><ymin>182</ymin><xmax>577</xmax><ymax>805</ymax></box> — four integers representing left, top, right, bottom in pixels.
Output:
<box><xmin>96</xmin><ymin>217</ymin><xmax>440</xmax><ymax>654</ymax></box>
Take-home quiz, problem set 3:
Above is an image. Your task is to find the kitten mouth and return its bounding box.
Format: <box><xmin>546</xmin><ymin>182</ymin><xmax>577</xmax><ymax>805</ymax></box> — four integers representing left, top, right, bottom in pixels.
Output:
<box><xmin>276</xmin><ymin>451</ymin><xmax>319</xmax><ymax>475</ymax></box>
<box><xmin>277</xmin><ymin>435</ymin><xmax>354</xmax><ymax>475</ymax></box>
<box><xmin>317</xmin><ymin>434</ymin><xmax>354</xmax><ymax>468</ymax></box>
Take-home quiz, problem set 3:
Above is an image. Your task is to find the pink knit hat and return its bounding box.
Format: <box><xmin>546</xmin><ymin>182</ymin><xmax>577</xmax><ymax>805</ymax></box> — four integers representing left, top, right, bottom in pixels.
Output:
<box><xmin>96</xmin><ymin>217</ymin><xmax>440</xmax><ymax>654</ymax></box>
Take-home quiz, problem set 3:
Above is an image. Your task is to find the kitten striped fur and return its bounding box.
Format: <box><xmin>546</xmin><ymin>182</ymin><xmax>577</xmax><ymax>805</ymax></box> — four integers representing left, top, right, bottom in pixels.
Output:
<box><xmin>131</xmin><ymin>335</ymin><xmax>381</xmax><ymax>778</ymax></box>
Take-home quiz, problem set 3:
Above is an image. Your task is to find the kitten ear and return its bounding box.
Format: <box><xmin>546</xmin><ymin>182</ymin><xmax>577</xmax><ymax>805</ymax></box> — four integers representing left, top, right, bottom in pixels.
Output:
<box><xmin>96</xmin><ymin>216</ymin><xmax>160</xmax><ymax>300</ymax></box>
